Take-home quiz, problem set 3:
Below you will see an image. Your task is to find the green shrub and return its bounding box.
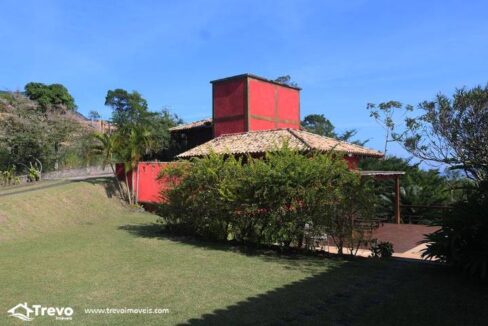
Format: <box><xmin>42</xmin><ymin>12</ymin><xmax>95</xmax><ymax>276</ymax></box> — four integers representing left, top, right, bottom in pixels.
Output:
<box><xmin>159</xmin><ymin>146</ymin><xmax>378</xmax><ymax>252</ymax></box>
<box><xmin>157</xmin><ymin>155</ymin><xmax>239</xmax><ymax>240</ymax></box>
<box><xmin>27</xmin><ymin>164</ymin><xmax>41</xmax><ymax>182</ymax></box>
<box><xmin>1</xmin><ymin>165</ymin><xmax>20</xmax><ymax>186</ymax></box>
<box><xmin>370</xmin><ymin>240</ymin><xmax>394</xmax><ymax>258</ymax></box>
<box><xmin>422</xmin><ymin>182</ymin><xmax>488</xmax><ymax>279</ymax></box>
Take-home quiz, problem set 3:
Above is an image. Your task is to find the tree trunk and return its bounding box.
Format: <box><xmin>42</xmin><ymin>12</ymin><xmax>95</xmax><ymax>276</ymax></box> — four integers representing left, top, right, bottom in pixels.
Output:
<box><xmin>124</xmin><ymin>172</ymin><xmax>133</xmax><ymax>205</ymax></box>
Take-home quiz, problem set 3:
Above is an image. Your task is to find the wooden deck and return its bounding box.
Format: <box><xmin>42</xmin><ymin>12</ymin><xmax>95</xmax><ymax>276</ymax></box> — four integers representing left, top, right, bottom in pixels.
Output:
<box><xmin>373</xmin><ymin>223</ymin><xmax>440</xmax><ymax>253</ymax></box>
<box><xmin>319</xmin><ymin>223</ymin><xmax>440</xmax><ymax>260</ymax></box>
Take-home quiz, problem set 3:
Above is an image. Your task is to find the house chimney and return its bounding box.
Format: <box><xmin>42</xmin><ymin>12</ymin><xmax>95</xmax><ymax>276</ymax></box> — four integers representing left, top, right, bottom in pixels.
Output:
<box><xmin>211</xmin><ymin>74</ymin><xmax>301</xmax><ymax>137</ymax></box>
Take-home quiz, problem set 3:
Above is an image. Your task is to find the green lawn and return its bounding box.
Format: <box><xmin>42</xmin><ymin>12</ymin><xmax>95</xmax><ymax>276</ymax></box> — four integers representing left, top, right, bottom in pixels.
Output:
<box><xmin>0</xmin><ymin>179</ymin><xmax>487</xmax><ymax>325</ymax></box>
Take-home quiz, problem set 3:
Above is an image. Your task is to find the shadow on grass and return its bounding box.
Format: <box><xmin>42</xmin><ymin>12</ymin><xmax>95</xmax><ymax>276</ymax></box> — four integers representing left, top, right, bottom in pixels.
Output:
<box><xmin>119</xmin><ymin>223</ymin><xmax>488</xmax><ymax>325</ymax></box>
<box><xmin>118</xmin><ymin>222</ymin><xmax>345</xmax><ymax>273</ymax></box>
<box><xmin>181</xmin><ymin>262</ymin><xmax>399</xmax><ymax>326</ymax></box>
<box><xmin>74</xmin><ymin>177</ymin><xmax>120</xmax><ymax>199</ymax></box>
<box><xmin>180</xmin><ymin>260</ymin><xmax>488</xmax><ymax>326</ymax></box>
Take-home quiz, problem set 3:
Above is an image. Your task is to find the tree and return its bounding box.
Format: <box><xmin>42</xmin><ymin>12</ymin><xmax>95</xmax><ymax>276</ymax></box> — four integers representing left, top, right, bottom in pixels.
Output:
<box><xmin>0</xmin><ymin>92</ymin><xmax>83</xmax><ymax>172</ymax></box>
<box><xmin>360</xmin><ymin>156</ymin><xmax>457</xmax><ymax>223</ymax></box>
<box><xmin>274</xmin><ymin>75</ymin><xmax>299</xmax><ymax>87</ymax></box>
<box><xmin>301</xmin><ymin>114</ymin><xmax>363</xmax><ymax>144</ymax></box>
<box><xmin>104</xmin><ymin>89</ymin><xmax>153</xmax><ymax>204</ymax></box>
<box><xmin>422</xmin><ymin>181</ymin><xmax>488</xmax><ymax>279</ymax></box>
<box><xmin>366</xmin><ymin>101</ymin><xmax>413</xmax><ymax>155</ymax></box>
<box><xmin>105</xmin><ymin>89</ymin><xmax>150</xmax><ymax>128</ymax></box>
<box><xmin>369</xmin><ymin>85</ymin><xmax>488</xmax><ymax>276</ymax></box>
<box><xmin>47</xmin><ymin>110</ymin><xmax>82</xmax><ymax>170</ymax></box>
<box><xmin>301</xmin><ymin>114</ymin><xmax>335</xmax><ymax>137</ymax></box>
<box><xmin>88</xmin><ymin>110</ymin><xmax>101</xmax><ymax>121</ymax></box>
<box><xmin>368</xmin><ymin>85</ymin><xmax>488</xmax><ymax>182</ymax></box>
<box><xmin>104</xmin><ymin>89</ymin><xmax>180</xmax><ymax>204</ymax></box>
<box><xmin>324</xmin><ymin>177</ymin><xmax>377</xmax><ymax>255</ymax></box>
<box><xmin>24</xmin><ymin>82</ymin><xmax>77</xmax><ymax>111</ymax></box>
<box><xmin>91</xmin><ymin>132</ymin><xmax>126</xmax><ymax>200</ymax></box>
<box><xmin>142</xmin><ymin>109</ymin><xmax>182</xmax><ymax>161</ymax></box>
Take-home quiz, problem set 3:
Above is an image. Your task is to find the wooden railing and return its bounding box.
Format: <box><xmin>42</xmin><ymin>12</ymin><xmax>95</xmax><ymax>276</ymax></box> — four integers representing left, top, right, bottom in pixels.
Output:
<box><xmin>399</xmin><ymin>204</ymin><xmax>451</xmax><ymax>225</ymax></box>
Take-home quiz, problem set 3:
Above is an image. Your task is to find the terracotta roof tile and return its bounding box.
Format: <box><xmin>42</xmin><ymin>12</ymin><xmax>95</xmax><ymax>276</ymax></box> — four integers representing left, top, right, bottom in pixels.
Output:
<box><xmin>176</xmin><ymin>128</ymin><xmax>383</xmax><ymax>158</ymax></box>
<box><xmin>169</xmin><ymin>118</ymin><xmax>212</xmax><ymax>131</ymax></box>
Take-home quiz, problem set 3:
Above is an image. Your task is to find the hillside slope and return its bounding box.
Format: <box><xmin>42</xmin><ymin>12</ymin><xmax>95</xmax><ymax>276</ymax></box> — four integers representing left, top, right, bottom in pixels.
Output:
<box><xmin>0</xmin><ymin>178</ymin><xmax>148</xmax><ymax>242</ymax></box>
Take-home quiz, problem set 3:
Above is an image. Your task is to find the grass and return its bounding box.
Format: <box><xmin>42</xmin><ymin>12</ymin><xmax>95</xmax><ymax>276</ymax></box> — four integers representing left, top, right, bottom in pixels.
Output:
<box><xmin>0</xmin><ymin>178</ymin><xmax>487</xmax><ymax>325</ymax></box>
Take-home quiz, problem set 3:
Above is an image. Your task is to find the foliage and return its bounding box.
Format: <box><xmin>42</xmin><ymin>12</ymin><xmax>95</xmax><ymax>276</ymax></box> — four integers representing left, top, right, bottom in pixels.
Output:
<box><xmin>88</xmin><ymin>110</ymin><xmax>101</xmax><ymax>120</ymax></box>
<box><xmin>370</xmin><ymin>240</ymin><xmax>394</xmax><ymax>258</ymax></box>
<box><xmin>24</xmin><ymin>82</ymin><xmax>76</xmax><ymax>111</ymax></box>
<box><xmin>104</xmin><ymin>89</ymin><xmax>154</xmax><ymax>192</ymax></box>
<box><xmin>324</xmin><ymin>176</ymin><xmax>378</xmax><ymax>255</ymax></box>
<box><xmin>0</xmin><ymin>91</ymin><xmax>90</xmax><ymax>173</ymax></box>
<box><xmin>367</xmin><ymin>85</ymin><xmax>488</xmax><ymax>182</ymax></box>
<box><xmin>0</xmin><ymin>165</ymin><xmax>20</xmax><ymax>186</ymax></box>
<box><xmin>105</xmin><ymin>90</ymin><xmax>180</xmax><ymax>161</ymax></box>
<box><xmin>159</xmin><ymin>146</ymin><xmax>378</xmax><ymax>253</ymax></box>
<box><xmin>274</xmin><ymin>75</ymin><xmax>299</xmax><ymax>87</ymax></box>
<box><xmin>301</xmin><ymin>114</ymin><xmax>336</xmax><ymax>137</ymax></box>
<box><xmin>26</xmin><ymin>161</ymin><xmax>41</xmax><ymax>182</ymax></box>
<box><xmin>422</xmin><ymin>182</ymin><xmax>488</xmax><ymax>279</ymax></box>
<box><xmin>360</xmin><ymin>156</ymin><xmax>459</xmax><ymax>224</ymax></box>
<box><xmin>366</xmin><ymin>101</ymin><xmax>412</xmax><ymax>155</ymax></box>
<box><xmin>301</xmin><ymin>114</ymin><xmax>364</xmax><ymax>145</ymax></box>
<box><xmin>146</xmin><ymin>109</ymin><xmax>184</xmax><ymax>160</ymax></box>
<box><xmin>102</xmin><ymin>89</ymin><xmax>181</xmax><ymax>204</ymax></box>
<box><xmin>1</xmin><ymin>180</ymin><xmax>487</xmax><ymax>325</ymax></box>
<box><xmin>105</xmin><ymin>89</ymin><xmax>150</xmax><ymax>127</ymax></box>
<box><xmin>369</xmin><ymin>84</ymin><xmax>488</xmax><ymax>278</ymax></box>
<box><xmin>91</xmin><ymin>133</ymin><xmax>117</xmax><ymax>170</ymax></box>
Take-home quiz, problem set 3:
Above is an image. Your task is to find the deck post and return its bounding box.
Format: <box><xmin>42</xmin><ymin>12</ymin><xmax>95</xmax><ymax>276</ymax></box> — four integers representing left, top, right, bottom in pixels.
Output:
<box><xmin>394</xmin><ymin>175</ymin><xmax>401</xmax><ymax>224</ymax></box>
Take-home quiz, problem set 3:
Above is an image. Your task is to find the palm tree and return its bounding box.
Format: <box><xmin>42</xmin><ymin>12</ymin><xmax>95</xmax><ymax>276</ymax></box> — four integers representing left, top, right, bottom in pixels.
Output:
<box><xmin>91</xmin><ymin>132</ymin><xmax>127</xmax><ymax>202</ymax></box>
<box><xmin>119</xmin><ymin>125</ymin><xmax>154</xmax><ymax>204</ymax></box>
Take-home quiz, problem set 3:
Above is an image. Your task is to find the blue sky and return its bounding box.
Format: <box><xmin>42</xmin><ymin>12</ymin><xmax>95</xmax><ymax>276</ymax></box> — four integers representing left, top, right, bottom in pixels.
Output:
<box><xmin>2</xmin><ymin>0</ymin><xmax>488</xmax><ymax>159</ymax></box>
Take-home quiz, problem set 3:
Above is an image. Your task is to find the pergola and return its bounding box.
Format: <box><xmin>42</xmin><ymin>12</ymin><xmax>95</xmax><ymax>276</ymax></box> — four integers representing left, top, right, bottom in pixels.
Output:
<box><xmin>359</xmin><ymin>171</ymin><xmax>406</xmax><ymax>224</ymax></box>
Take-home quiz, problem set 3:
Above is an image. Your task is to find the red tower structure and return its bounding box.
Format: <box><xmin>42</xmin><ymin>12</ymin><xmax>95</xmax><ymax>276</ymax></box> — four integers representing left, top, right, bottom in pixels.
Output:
<box><xmin>211</xmin><ymin>74</ymin><xmax>301</xmax><ymax>137</ymax></box>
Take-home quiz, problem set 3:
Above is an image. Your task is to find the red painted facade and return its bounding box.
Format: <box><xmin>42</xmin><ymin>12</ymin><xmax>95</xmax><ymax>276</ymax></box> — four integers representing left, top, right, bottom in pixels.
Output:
<box><xmin>120</xmin><ymin>74</ymin><xmax>367</xmax><ymax>203</ymax></box>
<box><xmin>212</xmin><ymin>74</ymin><xmax>300</xmax><ymax>137</ymax></box>
<box><xmin>126</xmin><ymin>157</ymin><xmax>359</xmax><ymax>203</ymax></box>
<box><xmin>344</xmin><ymin>156</ymin><xmax>359</xmax><ymax>170</ymax></box>
<box><xmin>116</xmin><ymin>162</ymin><xmax>175</xmax><ymax>203</ymax></box>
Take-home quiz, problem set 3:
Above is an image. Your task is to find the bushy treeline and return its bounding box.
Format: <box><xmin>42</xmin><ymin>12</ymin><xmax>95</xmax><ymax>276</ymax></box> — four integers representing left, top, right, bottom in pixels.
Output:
<box><xmin>360</xmin><ymin>156</ymin><xmax>466</xmax><ymax>224</ymax></box>
<box><xmin>422</xmin><ymin>182</ymin><xmax>488</xmax><ymax>279</ymax></box>
<box><xmin>0</xmin><ymin>91</ymin><xmax>98</xmax><ymax>175</ymax></box>
<box><xmin>158</xmin><ymin>147</ymin><xmax>378</xmax><ymax>254</ymax></box>
<box><xmin>370</xmin><ymin>83</ymin><xmax>488</xmax><ymax>278</ymax></box>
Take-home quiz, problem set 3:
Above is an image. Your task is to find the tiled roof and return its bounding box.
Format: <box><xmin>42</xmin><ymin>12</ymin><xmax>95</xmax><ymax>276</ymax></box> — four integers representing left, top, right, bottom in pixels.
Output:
<box><xmin>169</xmin><ymin>118</ymin><xmax>212</xmax><ymax>131</ymax></box>
<box><xmin>176</xmin><ymin>128</ymin><xmax>384</xmax><ymax>158</ymax></box>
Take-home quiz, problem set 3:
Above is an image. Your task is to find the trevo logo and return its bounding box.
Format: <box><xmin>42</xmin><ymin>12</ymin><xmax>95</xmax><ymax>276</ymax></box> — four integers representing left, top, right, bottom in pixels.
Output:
<box><xmin>8</xmin><ymin>302</ymin><xmax>74</xmax><ymax>321</ymax></box>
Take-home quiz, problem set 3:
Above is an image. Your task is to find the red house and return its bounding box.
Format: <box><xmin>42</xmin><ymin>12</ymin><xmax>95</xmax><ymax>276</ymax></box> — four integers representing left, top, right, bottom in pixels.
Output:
<box><xmin>172</xmin><ymin>74</ymin><xmax>382</xmax><ymax>165</ymax></box>
<box><xmin>132</xmin><ymin>74</ymin><xmax>392</xmax><ymax>206</ymax></box>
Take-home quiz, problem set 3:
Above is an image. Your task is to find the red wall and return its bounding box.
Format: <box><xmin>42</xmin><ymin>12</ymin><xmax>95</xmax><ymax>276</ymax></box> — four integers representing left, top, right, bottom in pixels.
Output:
<box><xmin>116</xmin><ymin>156</ymin><xmax>359</xmax><ymax>203</ymax></box>
<box><xmin>213</xmin><ymin>78</ymin><xmax>246</xmax><ymax>137</ymax></box>
<box><xmin>136</xmin><ymin>162</ymin><xmax>175</xmax><ymax>203</ymax></box>
<box><xmin>116</xmin><ymin>162</ymin><xmax>176</xmax><ymax>203</ymax></box>
<box><xmin>344</xmin><ymin>156</ymin><xmax>359</xmax><ymax>170</ymax></box>
<box><xmin>248</xmin><ymin>78</ymin><xmax>300</xmax><ymax>131</ymax></box>
<box><xmin>117</xmin><ymin>156</ymin><xmax>359</xmax><ymax>204</ymax></box>
<box><xmin>212</xmin><ymin>75</ymin><xmax>300</xmax><ymax>137</ymax></box>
